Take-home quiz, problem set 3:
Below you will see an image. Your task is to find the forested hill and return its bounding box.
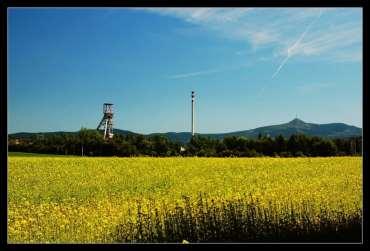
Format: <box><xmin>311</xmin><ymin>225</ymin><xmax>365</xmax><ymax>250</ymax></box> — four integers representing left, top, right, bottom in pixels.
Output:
<box><xmin>201</xmin><ymin>118</ymin><xmax>362</xmax><ymax>141</ymax></box>
<box><xmin>132</xmin><ymin>118</ymin><xmax>361</xmax><ymax>143</ymax></box>
<box><xmin>10</xmin><ymin>118</ymin><xmax>361</xmax><ymax>144</ymax></box>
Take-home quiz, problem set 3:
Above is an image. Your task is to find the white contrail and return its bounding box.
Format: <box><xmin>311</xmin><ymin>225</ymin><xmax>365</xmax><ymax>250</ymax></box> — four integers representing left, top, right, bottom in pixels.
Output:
<box><xmin>168</xmin><ymin>63</ymin><xmax>250</xmax><ymax>79</ymax></box>
<box><xmin>271</xmin><ymin>9</ymin><xmax>323</xmax><ymax>79</ymax></box>
<box><xmin>168</xmin><ymin>69</ymin><xmax>220</xmax><ymax>79</ymax></box>
<box><xmin>271</xmin><ymin>54</ymin><xmax>291</xmax><ymax>79</ymax></box>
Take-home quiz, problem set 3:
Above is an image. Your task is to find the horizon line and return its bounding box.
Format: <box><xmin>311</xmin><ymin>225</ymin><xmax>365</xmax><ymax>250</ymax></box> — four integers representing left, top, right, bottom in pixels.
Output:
<box><xmin>9</xmin><ymin>119</ymin><xmax>362</xmax><ymax>135</ymax></box>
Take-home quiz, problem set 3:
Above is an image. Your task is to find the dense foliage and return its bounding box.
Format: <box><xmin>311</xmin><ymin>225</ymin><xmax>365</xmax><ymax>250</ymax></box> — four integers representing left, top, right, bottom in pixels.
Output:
<box><xmin>9</xmin><ymin>128</ymin><xmax>362</xmax><ymax>157</ymax></box>
<box><xmin>8</xmin><ymin>157</ymin><xmax>362</xmax><ymax>243</ymax></box>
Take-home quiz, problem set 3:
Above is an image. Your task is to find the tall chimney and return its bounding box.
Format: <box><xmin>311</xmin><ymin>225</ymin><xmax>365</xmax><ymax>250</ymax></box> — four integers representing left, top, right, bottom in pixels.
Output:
<box><xmin>191</xmin><ymin>91</ymin><xmax>195</xmax><ymax>136</ymax></box>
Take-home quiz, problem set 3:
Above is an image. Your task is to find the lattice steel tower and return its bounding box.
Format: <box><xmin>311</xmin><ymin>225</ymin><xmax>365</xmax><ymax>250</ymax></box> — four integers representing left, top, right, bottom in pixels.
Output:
<box><xmin>97</xmin><ymin>103</ymin><xmax>114</xmax><ymax>139</ymax></box>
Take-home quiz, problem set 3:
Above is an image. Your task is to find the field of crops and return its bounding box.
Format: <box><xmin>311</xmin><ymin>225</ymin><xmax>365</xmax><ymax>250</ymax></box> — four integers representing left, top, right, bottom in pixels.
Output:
<box><xmin>8</xmin><ymin>157</ymin><xmax>362</xmax><ymax>243</ymax></box>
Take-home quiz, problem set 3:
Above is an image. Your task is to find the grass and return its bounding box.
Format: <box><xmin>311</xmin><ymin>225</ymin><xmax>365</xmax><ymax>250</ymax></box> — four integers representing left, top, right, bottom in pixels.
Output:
<box><xmin>8</xmin><ymin>157</ymin><xmax>362</xmax><ymax>243</ymax></box>
<box><xmin>8</xmin><ymin>152</ymin><xmax>75</xmax><ymax>157</ymax></box>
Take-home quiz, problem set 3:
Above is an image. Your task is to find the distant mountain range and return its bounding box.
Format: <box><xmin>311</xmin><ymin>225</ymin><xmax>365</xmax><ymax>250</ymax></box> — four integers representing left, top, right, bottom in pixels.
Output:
<box><xmin>9</xmin><ymin>119</ymin><xmax>362</xmax><ymax>144</ymax></box>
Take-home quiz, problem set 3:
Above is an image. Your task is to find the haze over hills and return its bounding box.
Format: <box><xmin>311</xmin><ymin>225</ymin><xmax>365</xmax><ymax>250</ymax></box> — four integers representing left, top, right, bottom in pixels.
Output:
<box><xmin>9</xmin><ymin>119</ymin><xmax>362</xmax><ymax>144</ymax></box>
<box><xmin>146</xmin><ymin>118</ymin><xmax>362</xmax><ymax>143</ymax></box>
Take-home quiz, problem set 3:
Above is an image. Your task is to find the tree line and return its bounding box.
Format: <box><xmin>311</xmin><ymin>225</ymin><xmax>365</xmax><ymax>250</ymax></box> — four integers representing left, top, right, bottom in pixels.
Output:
<box><xmin>9</xmin><ymin>128</ymin><xmax>362</xmax><ymax>157</ymax></box>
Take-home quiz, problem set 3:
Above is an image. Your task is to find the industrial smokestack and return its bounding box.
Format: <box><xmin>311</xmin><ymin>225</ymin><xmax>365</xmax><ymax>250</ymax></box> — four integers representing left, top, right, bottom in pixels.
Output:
<box><xmin>191</xmin><ymin>91</ymin><xmax>195</xmax><ymax>136</ymax></box>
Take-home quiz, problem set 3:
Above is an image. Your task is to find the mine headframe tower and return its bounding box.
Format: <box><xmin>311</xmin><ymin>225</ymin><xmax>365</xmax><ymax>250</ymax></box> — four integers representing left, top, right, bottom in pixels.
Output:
<box><xmin>97</xmin><ymin>103</ymin><xmax>114</xmax><ymax>140</ymax></box>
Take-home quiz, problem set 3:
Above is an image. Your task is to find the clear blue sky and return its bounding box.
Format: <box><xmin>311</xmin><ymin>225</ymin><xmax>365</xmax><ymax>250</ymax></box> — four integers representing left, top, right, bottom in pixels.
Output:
<box><xmin>8</xmin><ymin>8</ymin><xmax>362</xmax><ymax>134</ymax></box>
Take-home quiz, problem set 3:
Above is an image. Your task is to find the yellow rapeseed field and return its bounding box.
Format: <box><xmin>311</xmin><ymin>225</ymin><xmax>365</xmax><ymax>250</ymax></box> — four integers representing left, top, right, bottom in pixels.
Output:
<box><xmin>8</xmin><ymin>157</ymin><xmax>362</xmax><ymax>243</ymax></box>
